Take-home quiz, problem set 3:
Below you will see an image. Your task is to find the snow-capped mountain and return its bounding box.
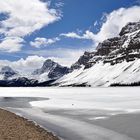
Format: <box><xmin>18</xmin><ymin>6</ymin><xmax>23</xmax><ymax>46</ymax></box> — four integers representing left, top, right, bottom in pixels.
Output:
<box><xmin>55</xmin><ymin>21</ymin><xmax>140</xmax><ymax>87</ymax></box>
<box><xmin>0</xmin><ymin>59</ymin><xmax>69</xmax><ymax>86</ymax></box>
<box><xmin>32</xmin><ymin>59</ymin><xmax>69</xmax><ymax>82</ymax></box>
<box><xmin>0</xmin><ymin>66</ymin><xmax>18</xmax><ymax>80</ymax></box>
<box><xmin>0</xmin><ymin>21</ymin><xmax>140</xmax><ymax>87</ymax></box>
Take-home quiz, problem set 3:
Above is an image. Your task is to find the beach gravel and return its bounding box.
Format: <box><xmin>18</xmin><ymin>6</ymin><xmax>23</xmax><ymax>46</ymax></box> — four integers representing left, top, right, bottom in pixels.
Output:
<box><xmin>0</xmin><ymin>109</ymin><xmax>60</xmax><ymax>140</ymax></box>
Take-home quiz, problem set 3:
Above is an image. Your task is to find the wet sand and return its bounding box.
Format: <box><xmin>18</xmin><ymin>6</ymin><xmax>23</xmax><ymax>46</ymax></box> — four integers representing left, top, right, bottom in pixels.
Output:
<box><xmin>0</xmin><ymin>108</ymin><xmax>60</xmax><ymax>140</ymax></box>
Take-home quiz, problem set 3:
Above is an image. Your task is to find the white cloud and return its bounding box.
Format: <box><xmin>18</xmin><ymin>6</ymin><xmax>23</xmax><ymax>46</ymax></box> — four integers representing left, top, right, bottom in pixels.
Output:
<box><xmin>0</xmin><ymin>48</ymin><xmax>84</xmax><ymax>73</ymax></box>
<box><xmin>61</xmin><ymin>32</ymin><xmax>83</xmax><ymax>39</ymax></box>
<box><xmin>0</xmin><ymin>55</ymin><xmax>46</xmax><ymax>74</ymax></box>
<box><xmin>0</xmin><ymin>0</ymin><xmax>60</xmax><ymax>52</ymax></box>
<box><xmin>94</xmin><ymin>6</ymin><xmax>140</xmax><ymax>43</ymax></box>
<box><xmin>25</xmin><ymin>48</ymin><xmax>85</xmax><ymax>66</ymax></box>
<box><xmin>30</xmin><ymin>37</ymin><xmax>60</xmax><ymax>48</ymax></box>
<box><xmin>61</xmin><ymin>31</ymin><xmax>95</xmax><ymax>41</ymax></box>
<box><xmin>0</xmin><ymin>37</ymin><xmax>24</xmax><ymax>52</ymax></box>
<box><xmin>50</xmin><ymin>49</ymin><xmax>84</xmax><ymax>66</ymax></box>
<box><xmin>0</xmin><ymin>60</ymin><xmax>11</xmax><ymax>68</ymax></box>
<box><xmin>61</xmin><ymin>6</ymin><xmax>140</xmax><ymax>45</ymax></box>
<box><xmin>82</xmin><ymin>31</ymin><xmax>95</xmax><ymax>40</ymax></box>
<box><xmin>12</xmin><ymin>55</ymin><xmax>46</xmax><ymax>72</ymax></box>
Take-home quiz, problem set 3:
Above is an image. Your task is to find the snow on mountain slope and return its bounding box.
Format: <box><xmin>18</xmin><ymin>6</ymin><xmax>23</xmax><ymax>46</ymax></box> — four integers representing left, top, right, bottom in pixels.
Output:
<box><xmin>57</xmin><ymin>59</ymin><xmax>140</xmax><ymax>87</ymax></box>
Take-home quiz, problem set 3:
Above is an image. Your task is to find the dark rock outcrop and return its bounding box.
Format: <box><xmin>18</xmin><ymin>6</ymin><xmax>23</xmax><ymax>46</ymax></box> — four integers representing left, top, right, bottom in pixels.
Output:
<box><xmin>70</xmin><ymin>51</ymin><xmax>96</xmax><ymax>70</ymax></box>
<box><xmin>119</xmin><ymin>22</ymin><xmax>140</xmax><ymax>36</ymax></box>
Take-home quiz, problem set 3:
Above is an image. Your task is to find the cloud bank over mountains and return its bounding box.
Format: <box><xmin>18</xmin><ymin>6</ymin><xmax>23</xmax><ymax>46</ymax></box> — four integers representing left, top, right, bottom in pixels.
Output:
<box><xmin>0</xmin><ymin>1</ymin><xmax>140</xmax><ymax>73</ymax></box>
<box><xmin>0</xmin><ymin>48</ymin><xmax>84</xmax><ymax>73</ymax></box>
<box><xmin>0</xmin><ymin>55</ymin><xmax>46</xmax><ymax>74</ymax></box>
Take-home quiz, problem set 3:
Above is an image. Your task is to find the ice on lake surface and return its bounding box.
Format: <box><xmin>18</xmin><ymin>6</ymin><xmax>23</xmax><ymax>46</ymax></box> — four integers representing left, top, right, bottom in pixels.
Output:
<box><xmin>0</xmin><ymin>87</ymin><xmax>140</xmax><ymax>140</ymax></box>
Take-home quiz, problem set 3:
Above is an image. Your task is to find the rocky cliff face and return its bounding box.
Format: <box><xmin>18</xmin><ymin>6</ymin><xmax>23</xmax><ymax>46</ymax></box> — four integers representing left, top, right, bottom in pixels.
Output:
<box><xmin>70</xmin><ymin>21</ymin><xmax>140</xmax><ymax>70</ymax></box>
<box><xmin>119</xmin><ymin>22</ymin><xmax>140</xmax><ymax>36</ymax></box>
<box><xmin>101</xmin><ymin>22</ymin><xmax>140</xmax><ymax>65</ymax></box>
<box><xmin>70</xmin><ymin>51</ymin><xmax>96</xmax><ymax>70</ymax></box>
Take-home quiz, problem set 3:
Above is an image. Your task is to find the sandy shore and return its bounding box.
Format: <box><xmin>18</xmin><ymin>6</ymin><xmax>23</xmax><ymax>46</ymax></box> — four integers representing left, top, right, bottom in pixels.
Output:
<box><xmin>0</xmin><ymin>108</ymin><xmax>60</xmax><ymax>140</ymax></box>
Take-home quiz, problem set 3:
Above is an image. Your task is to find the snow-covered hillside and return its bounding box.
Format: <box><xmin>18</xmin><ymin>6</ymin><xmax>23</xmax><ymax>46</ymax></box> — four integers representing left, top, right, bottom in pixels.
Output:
<box><xmin>56</xmin><ymin>59</ymin><xmax>140</xmax><ymax>87</ymax></box>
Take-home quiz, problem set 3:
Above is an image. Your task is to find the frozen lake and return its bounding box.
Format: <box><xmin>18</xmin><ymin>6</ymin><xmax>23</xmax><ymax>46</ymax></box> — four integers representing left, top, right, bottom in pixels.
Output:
<box><xmin>0</xmin><ymin>87</ymin><xmax>140</xmax><ymax>140</ymax></box>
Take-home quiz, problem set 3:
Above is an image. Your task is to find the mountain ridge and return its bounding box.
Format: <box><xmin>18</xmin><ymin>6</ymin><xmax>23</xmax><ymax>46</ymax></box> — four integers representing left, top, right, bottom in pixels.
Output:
<box><xmin>0</xmin><ymin>21</ymin><xmax>140</xmax><ymax>87</ymax></box>
<box><xmin>55</xmin><ymin>21</ymin><xmax>140</xmax><ymax>87</ymax></box>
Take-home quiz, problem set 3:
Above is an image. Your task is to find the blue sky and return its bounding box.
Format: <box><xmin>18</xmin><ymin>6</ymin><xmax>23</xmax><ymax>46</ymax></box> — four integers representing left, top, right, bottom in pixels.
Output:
<box><xmin>0</xmin><ymin>0</ymin><xmax>140</xmax><ymax>70</ymax></box>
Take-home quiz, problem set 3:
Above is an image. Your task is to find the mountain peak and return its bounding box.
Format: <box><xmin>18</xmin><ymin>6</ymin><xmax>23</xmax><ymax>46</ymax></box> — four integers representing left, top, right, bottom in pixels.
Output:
<box><xmin>56</xmin><ymin>21</ymin><xmax>140</xmax><ymax>87</ymax></box>
<box><xmin>42</xmin><ymin>59</ymin><xmax>58</xmax><ymax>72</ymax></box>
<box><xmin>0</xmin><ymin>66</ymin><xmax>17</xmax><ymax>80</ymax></box>
<box><xmin>33</xmin><ymin>59</ymin><xmax>69</xmax><ymax>80</ymax></box>
<box><xmin>119</xmin><ymin>21</ymin><xmax>140</xmax><ymax>36</ymax></box>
